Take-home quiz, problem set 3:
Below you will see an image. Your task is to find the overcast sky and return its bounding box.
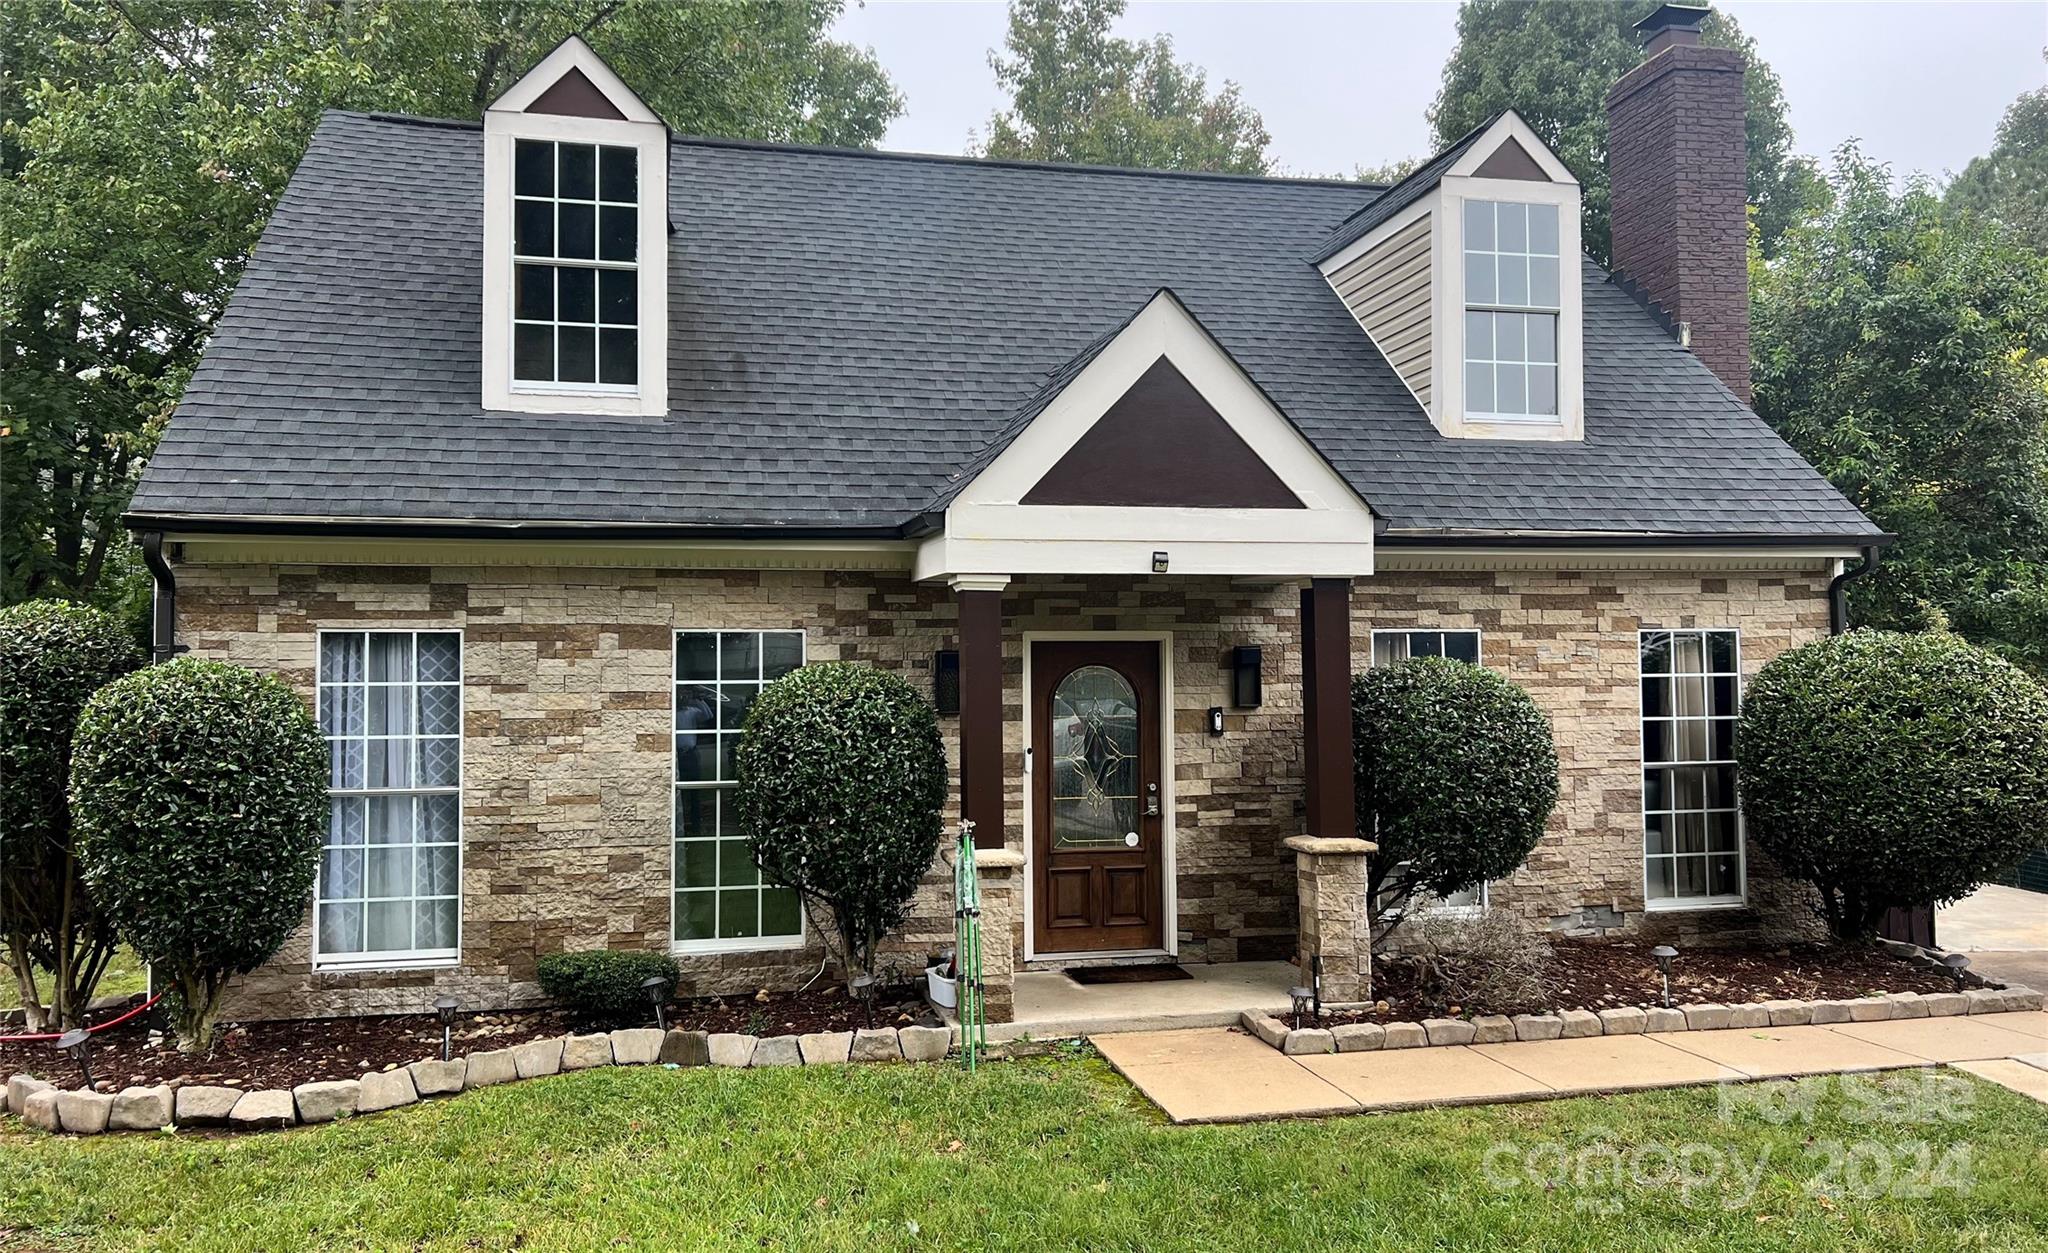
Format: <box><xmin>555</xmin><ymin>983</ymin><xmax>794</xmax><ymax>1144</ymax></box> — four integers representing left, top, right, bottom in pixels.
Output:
<box><xmin>831</xmin><ymin>1</ymin><xmax>2047</xmax><ymax>182</ymax></box>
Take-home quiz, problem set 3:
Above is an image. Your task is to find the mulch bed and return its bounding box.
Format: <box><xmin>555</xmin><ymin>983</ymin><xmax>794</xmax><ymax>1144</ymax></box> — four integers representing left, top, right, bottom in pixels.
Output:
<box><xmin>0</xmin><ymin>982</ymin><xmax>934</xmax><ymax>1093</ymax></box>
<box><xmin>1307</xmin><ymin>938</ymin><xmax>1978</xmax><ymax>1027</ymax></box>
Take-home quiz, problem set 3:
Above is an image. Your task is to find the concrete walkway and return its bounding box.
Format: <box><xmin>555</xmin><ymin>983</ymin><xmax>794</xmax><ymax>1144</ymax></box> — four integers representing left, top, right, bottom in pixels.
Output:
<box><xmin>1938</xmin><ymin>883</ymin><xmax>2048</xmax><ymax>993</ymax></box>
<box><xmin>1094</xmin><ymin>1010</ymin><xmax>2048</xmax><ymax>1124</ymax></box>
<box><xmin>986</xmin><ymin>961</ymin><xmax>1296</xmax><ymax>1044</ymax></box>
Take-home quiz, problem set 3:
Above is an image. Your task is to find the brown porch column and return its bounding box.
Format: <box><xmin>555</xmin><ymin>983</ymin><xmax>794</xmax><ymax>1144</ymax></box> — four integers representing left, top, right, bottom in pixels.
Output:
<box><xmin>1300</xmin><ymin>577</ymin><xmax>1356</xmax><ymax>839</ymax></box>
<box><xmin>953</xmin><ymin>577</ymin><xmax>1008</xmax><ymax>851</ymax></box>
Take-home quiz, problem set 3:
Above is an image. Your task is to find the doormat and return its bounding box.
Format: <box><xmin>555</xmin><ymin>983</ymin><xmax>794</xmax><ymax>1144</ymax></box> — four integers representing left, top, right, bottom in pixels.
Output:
<box><xmin>1066</xmin><ymin>964</ymin><xmax>1193</xmax><ymax>985</ymax></box>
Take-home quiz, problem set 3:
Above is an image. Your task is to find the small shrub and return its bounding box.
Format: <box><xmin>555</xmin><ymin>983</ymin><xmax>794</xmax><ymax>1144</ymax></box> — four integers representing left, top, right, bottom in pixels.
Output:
<box><xmin>537</xmin><ymin>950</ymin><xmax>681</xmax><ymax>1024</ymax></box>
<box><xmin>69</xmin><ymin>658</ymin><xmax>328</xmax><ymax>1052</ymax></box>
<box><xmin>1352</xmin><ymin>658</ymin><xmax>1559</xmax><ymax>946</ymax></box>
<box><xmin>0</xmin><ymin>600</ymin><xmax>143</xmax><ymax>1029</ymax></box>
<box><xmin>1398</xmin><ymin>909</ymin><xmax>1558</xmax><ymax>1016</ymax></box>
<box><xmin>1737</xmin><ymin>630</ymin><xmax>2048</xmax><ymax>940</ymax></box>
<box><xmin>731</xmin><ymin>663</ymin><xmax>947</xmax><ymax>983</ymax></box>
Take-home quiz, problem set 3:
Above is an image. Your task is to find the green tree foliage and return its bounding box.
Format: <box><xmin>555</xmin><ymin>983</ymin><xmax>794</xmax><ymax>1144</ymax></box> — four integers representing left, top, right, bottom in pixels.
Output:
<box><xmin>0</xmin><ymin>0</ymin><xmax>900</xmax><ymax>612</ymax></box>
<box><xmin>1946</xmin><ymin>79</ymin><xmax>2048</xmax><ymax>256</ymax></box>
<box><xmin>1737</xmin><ymin>631</ymin><xmax>2048</xmax><ymax>940</ymax></box>
<box><xmin>981</xmin><ymin>0</ymin><xmax>1269</xmax><ymax>174</ymax></box>
<box><xmin>1428</xmin><ymin>0</ymin><xmax>1824</xmax><ymax>264</ymax></box>
<box><xmin>1753</xmin><ymin>147</ymin><xmax>2048</xmax><ymax>673</ymax></box>
<box><xmin>0</xmin><ymin>601</ymin><xmax>141</xmax><ymax>1030</ymax></box>
<box><xmin>1352</xmin><ymin>658</ymin><xmax>1559</xmax><ymax>946</ymax></box>
<box><xmin>731</xmin><ymin>663</ymin><xmax>947</xmax><ymax>983</ymax></box>
<box><xmin>69</xmin><ymin>658</ymin><xmax>333</xmax><ymax>1052</ymax></box>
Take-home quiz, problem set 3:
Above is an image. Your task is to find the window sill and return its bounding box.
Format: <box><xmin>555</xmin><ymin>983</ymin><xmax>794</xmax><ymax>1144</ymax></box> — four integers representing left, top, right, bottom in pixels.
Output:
<box><xmin>670</xmin><ymin>935</ymin><xmax>807</xmax><ymax>958</ymax></box>
<box><xmin>511</xmin><ymin>381</ymin><xmax>640</xmax><ymax>398</ymax></box>
<box><xmin>1643</xmin><ymin>897</ymin><xmax>1748</xmax><ymax>914</ymax></box>
<box><xmin>313</xmin><ymin>952</ymin><xmax>461</xmax><ymax>974</ymax></box>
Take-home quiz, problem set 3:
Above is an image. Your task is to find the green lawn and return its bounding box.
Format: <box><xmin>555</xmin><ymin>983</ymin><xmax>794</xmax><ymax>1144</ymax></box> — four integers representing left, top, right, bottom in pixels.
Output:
<box><xmin>2</xmin><ymin>1051</ymin><xmax>2043</xmax><ymax>1251</ymax></box>
<box><xmin>1</xmin><ymin>947</ymin><xmax>149</xmax><ymax>1013</ymax></box>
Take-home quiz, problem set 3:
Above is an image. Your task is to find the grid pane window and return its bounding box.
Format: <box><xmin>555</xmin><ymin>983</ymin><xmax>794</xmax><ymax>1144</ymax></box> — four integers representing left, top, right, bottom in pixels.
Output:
<box><xmin>1371</xmin><ymin>629</ymin><xmax>1481</xmax><ymax>666</ymax></box>
<box><xmin>513</xmin><ymin>139</ymin><xmax>638</xmax><ymax>387</ymax></box>
<box><xmin>1640</xmin><ymin>629</ymin><xmax>1744</xmax><ymax>905</ymax></box>
<box><xmin>317</xmin><ymin>632</ymin><xmax>461</xmax><ymax>964</ymax></box>
<box><xmin>1464</xmin><ymin>199</ymin><xmax>1560</xmax><ymax>420</ymax></box>
<box><xmin>674</xmin><ymin>630</ymin><xmax>805</xmax><ymax>949</ymax></box>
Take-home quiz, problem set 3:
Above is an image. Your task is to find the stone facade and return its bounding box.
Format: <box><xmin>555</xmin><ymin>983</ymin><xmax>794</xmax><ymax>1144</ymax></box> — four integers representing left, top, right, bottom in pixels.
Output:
<box><xmin>174</xmin><ymin>558</ymin><xmax>1832</xmax><ymax>1021</ymax></box>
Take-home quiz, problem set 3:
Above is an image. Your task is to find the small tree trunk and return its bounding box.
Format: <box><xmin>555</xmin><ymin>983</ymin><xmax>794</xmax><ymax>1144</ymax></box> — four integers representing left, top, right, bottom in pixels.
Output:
<box><xmin>172</xmin><ymin>970</ymin><xmax>222</xmax><ymax>1055</ymax></box>
<box><xmin>4</xmin><ymin>934</ymin><xmax>47</xmax><ymax>1033</ymax></box>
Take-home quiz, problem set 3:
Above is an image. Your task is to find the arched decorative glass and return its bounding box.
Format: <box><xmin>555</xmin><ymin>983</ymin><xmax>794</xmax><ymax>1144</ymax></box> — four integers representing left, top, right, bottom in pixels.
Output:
<box><xmin>1049</xmin><ymin>665</ymin><xmax>1141</xmax><ymax>850</ymax></box>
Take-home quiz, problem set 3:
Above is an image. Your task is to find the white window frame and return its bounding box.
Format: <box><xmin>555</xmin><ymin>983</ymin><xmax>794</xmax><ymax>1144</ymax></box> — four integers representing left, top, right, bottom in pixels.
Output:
<box><xmin>510</xmin><ymin>138</ymin><xmax>642</xmax><ymax>394</ymax></box>
<box><xmin>1638</xmin><ymin>627</ymin><xmax>1747</xmax><ymax>912</ymax></box>
<box><xmin>1368</xmin><ymin>627</ymin><xmax>1489</xmax><ymax>915</ymax></box>
<box><xmin>313</xmin><ymin>628</ymin><xmax>464</xmax><ymax>972</ymax></box>
<box><xmin>1369</xmin><ymin>628</ymin><xmax>1484</xmax><ymax>667</ymax></box>
<box><xmin>1460</xmin><ymin>198</ymin><xmax>1563</xmax><ymax>423</ymax></box>
<box><xmin>670</xmin><ymin>629</ymin><xmax>808</xmax><ymax>956</ymax></box>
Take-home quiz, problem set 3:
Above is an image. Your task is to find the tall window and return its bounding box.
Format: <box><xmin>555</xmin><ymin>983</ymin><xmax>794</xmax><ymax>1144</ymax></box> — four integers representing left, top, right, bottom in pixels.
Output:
<box><xmin>1464</xmin><ymin>200</ymin><xmax>1561</xmax><ymax>421</ymax></box>
<box><xmin>316</xmin><ymin>631</ymin><xmax>462</xmax><ymax>966</ymax></box>
<box><xmin>674</xmin><ymin>630</ymin><xmax>805</xmax><ymax>951</ymax></box>
<box><xmin>1371</xmin><ymin>629</ymin><xmax>1481</xmax><ymax>666</ymax></box>
<box><xmin>1640</xmin><ymin>629</ymin><xmax>1743</xmax><ymax>907</ymax></box>
<box><xmin>513</xmin><ymin>138</ymin><xmax>638</xmax><ymax>388</ymax></box>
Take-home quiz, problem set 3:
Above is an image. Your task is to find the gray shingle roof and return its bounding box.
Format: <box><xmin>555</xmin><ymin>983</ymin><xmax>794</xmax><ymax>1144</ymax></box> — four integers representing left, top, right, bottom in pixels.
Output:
<box><xmin>129</xmin><ymin>110</ymin><xmax>1881</xmax><ymax>542</ymax></box>
<box><xmin>1308</xmin><ymin>114</ymin><xmax>1492</xmax><ymax>264</ymax></box>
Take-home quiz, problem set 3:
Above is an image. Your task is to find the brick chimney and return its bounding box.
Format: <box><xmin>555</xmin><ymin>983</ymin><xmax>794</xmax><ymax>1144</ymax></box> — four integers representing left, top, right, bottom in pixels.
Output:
<box><xmin>1606</xmin><ymin>2</ymin><xmax>1751</xmax><ymax>402</ymax></box>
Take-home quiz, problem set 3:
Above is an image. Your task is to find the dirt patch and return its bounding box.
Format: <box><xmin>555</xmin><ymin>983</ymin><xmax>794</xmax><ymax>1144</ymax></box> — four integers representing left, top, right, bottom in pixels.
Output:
<box><xmin>1307</xmin><ymin>939</ymin><xmax>1978</xmax><ymax>1026</ymax></box>
<box><xmin>0</xmin><ymin>983</ymin><xmax>935</xmax><ymax>1092</ymax></box>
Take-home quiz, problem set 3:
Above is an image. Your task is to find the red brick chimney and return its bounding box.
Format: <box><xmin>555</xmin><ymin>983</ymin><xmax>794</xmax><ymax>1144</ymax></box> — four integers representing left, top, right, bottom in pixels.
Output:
<box><xmin>1606</xmin><ymin>3</ymin><xmax>1751</xmax><ymax>402</ymax></box>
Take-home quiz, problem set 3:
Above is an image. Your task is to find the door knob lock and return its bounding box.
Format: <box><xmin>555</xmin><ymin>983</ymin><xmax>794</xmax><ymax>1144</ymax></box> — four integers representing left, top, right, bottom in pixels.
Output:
<box><xmin>1144</xmin><ymin>781</ymin><xmax>1160</xmax><ymax>817</ymax></box>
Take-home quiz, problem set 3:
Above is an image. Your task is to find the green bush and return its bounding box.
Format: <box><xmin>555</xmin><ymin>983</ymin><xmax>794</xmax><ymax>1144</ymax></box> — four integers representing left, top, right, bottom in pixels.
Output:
<box><xmin>1737</xmin><ymin>630</ymin><xmax>2048</xmax><ymax>939</ymax></box>
<box><xmin>1353</xmin><ymin>658</ymin><xmax>1559</xmax><ymax>946</ymax></box>
<box><xmin>69</xmin><ymin>658</ymin><xmax>328</xmax><ymax>1052</ymax></box>
<box><xmin>0</xmin><ymin>600</ymin><xmax>143</xmax><ymax>1029</ymax></box>
<box><xmin>731</xmin><ymin>663</ymin><xmax>947</xmax><ymax>982</ymax></box>
<box><xmin>537</xmin><ymin>950</ymin><xmax>682</xmax><ymax>1024</ymax></box>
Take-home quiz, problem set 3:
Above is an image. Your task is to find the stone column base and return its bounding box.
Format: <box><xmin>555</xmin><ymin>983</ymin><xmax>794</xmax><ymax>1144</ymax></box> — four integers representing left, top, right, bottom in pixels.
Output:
<box><xmin>1284</xmin><ymin>835</ymin><xmax>1375</xmax><ymax>1005</ymax></box>
<box><xmin>967</xmin><ymin>848</ymin><xmax>1023</xmax><ymax>1023</ymax></box>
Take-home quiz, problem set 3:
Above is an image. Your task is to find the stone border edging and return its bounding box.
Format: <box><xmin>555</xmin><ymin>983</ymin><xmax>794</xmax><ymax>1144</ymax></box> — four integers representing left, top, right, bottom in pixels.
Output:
<box><xmin>1240</xmin><ymin>984</ymin><xmax>2045</xmax><ymax>1056</ymax></box>
<box><xmin>5</xmin><ymin>1022</ymin><xmax>955</xmax><ymax>1137</ymax></box>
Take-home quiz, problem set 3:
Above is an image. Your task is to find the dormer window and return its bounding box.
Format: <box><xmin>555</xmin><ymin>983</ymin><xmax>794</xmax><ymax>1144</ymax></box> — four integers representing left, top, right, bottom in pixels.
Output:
<box><xmin>512</xmin><ymin>139</ymin><xmax>639</xmax><ymax>388</ymax></box>
<box><xmin>482</xmin><ymin>36</ymin><xmax>667</xmax><ymax>417</ymax></box>
<box><xmin>1462</xmin><ymin>200</ymin><xmax>1560</xmax><ymax>422</ymax></box>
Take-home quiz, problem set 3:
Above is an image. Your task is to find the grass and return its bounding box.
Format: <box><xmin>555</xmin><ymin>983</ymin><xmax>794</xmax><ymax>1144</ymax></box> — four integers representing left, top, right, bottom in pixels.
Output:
<box><xmin>0</xmin><ymin>948</ymin><xmax>149</xmax><ymax>1013</ymax></box>
<box><xmin>1</xmin><ymin>1051</ymin><xmax>2044</xmax><ymax>1251</ymax></box>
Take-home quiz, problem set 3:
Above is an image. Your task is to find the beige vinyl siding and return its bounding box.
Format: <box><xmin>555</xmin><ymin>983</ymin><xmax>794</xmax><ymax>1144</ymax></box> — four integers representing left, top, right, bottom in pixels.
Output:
<box><xmin>1328</xmin><ymin>213</ymin><xmax>1433</xmax><ymax>411</ymax></box>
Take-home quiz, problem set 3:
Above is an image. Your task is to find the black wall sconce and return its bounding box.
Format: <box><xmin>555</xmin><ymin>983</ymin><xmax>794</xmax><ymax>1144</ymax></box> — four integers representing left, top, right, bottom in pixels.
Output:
<box><xmin>933</xmin><ymin>649</ymin><xmax>961</xmax><ymax>716</ymax></box>
<box><xmin>1231</xmin><ymin>646</ymin><xmax>1263</xmax><ymax>709</ymax></box>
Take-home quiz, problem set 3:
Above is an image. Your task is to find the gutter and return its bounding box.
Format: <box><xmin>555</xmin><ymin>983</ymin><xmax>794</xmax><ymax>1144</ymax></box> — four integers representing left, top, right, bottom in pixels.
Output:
<box><xmin>138</xmin><ymin>531</ymin><xmax>185</xmax><ymax>664</ymax></box>
<box><xmin>122</xmin><ymin>513</ymin><xmax>914</xmax><ymax>543</ymax></box>
<box><xmin>1376</xmin><ymin>530</ymin><xmax>1896</xmax><ymax>551</ymax></box>
<box><xmin>1828</xmin><ymin>545</ymin><xmax>1882</xmax><ymax>634</ymax></box>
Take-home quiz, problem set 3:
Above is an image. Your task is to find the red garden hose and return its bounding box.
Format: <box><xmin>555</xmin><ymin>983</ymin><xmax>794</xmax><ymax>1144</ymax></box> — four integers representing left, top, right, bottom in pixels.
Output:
<box><xmin>0</xmin><ymin>991</ymin><xmax>164</xmax><ymax>1043</ymax></box>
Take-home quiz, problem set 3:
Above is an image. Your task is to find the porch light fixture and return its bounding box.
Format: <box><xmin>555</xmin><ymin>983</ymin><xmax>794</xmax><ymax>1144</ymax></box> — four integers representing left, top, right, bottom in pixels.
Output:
<box><xmin>434</xmin><ymin>996</ymin><xmax>460</xmax><ymax>1062</ymax></box>
<box><xmin>54</xmin><ymin>1028</ymin><xmax>92</xmax><ymax>1087</ymax></box>
<box><xmin>1649</xmin><ymin>945</ymin><xmax>1678</xmax><ymax>1009</ymax></box>
<box><xmin>1941</xmin><ymin>952</ymin><xmax>1971</xmax><ymax>991</ymax></box>
<box><xmin>933</xmin><ymin>649</ymin><xmax>961</xmax><ymax>716</ymax></box>
<box><xmin>1230</xmin><ymin>646</ymin><xmax>1263</xmax><ymax>709</ymax></box>
<box><xmin>641</xmin><ymin>975</ymin><xmax>675</xmax><ymax>1031</ymax></box>
<box><xmin>1151</xmin><ymin>551</ymin><xmax>1169</xmax><ymax>574</ymax></box>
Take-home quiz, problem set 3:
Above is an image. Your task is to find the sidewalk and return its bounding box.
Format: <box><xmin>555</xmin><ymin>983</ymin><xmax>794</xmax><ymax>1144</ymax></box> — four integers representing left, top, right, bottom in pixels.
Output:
<box><xmin>1094</xmin><ymin>1010</ymin><xmax>2048</xmax><ymax>1123</ymax></box>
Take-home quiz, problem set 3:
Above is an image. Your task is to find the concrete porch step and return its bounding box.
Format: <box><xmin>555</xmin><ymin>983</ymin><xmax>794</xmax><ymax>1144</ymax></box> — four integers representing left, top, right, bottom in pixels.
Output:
<box><xmin>946</xmin><ymin>959</ymin><xmax>1298</xmax><ymax>1045</ymax></box>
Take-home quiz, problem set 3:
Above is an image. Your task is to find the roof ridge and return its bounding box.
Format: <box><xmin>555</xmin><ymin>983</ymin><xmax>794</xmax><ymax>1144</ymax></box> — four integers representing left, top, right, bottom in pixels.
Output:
<box><xmin>325</xmin><ymin>109</ymin><xmax>1386</xmax><ymax>191</ymax></box>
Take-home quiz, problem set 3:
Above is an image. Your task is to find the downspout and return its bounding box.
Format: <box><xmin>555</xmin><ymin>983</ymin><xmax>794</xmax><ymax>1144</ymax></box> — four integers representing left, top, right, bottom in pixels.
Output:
<box><xmin>138</xmin><ymin>531</ymin><xmax>182</xmax><ymax>664</ymax></box>
<box><xmin>1828</xmin><ymin>545</ymin><xmax>1881</xmax><ymax>635</ymax></box>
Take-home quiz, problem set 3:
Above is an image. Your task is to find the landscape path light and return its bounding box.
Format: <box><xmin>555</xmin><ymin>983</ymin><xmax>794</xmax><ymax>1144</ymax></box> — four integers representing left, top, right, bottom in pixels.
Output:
<box><xmin>434</xmin><ymin>996</ymin><xmax>460</xmax><ymax>1062</ymax></box>
<box><xmin>1649</xmin><ymin>945</ymin><xmax>1679</xmax><ymax>1009</ymax></box>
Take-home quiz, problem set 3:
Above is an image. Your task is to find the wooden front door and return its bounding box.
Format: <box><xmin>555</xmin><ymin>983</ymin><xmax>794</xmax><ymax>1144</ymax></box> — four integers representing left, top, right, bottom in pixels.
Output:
<box><xmin>1031</xmin><ymin>640</ymin><xmax>1165</xmax><ymax>954</ymax></box>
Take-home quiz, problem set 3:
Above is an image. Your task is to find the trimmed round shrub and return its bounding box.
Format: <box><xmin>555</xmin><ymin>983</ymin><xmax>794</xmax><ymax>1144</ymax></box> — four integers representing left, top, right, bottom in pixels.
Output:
<box><xmin>0</xmin><ymin>600</ymin><xmax>142</xmax><ymax>1028</ymax></box>
<box><xmin>70</xmin><ymin>658</ymin><xmax>328</xmax><ymax>1051</ymax></box>
<box><xmin>731</xmin><ymin>662</ymin><xmax>947</xmax><ymax>981</ymax></box>
<box><xmin>1353</xmin><ymin>658</ymin><xmax>1559</xmax><ymax>944</ymax></box>
<box><xmin>1737</xmin><ymin>630</ymin><xmax>2048</xmax><ymax>940</ymax></box>
<box><xmin>537</xmin><ymin>949</ymin><xmax>682</xmax><ymax>1024</ymax></box>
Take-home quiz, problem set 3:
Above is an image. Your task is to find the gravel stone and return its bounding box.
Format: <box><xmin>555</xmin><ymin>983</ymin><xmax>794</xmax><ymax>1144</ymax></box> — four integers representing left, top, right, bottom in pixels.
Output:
<box><xmin>56</xmin><ymin>1090</ymin><xmax>114</xmax><ymax>1134</ymax></box>
<box><xmin>1598</xmin><ymin>1007</ymin><xmax>1647</xmax><ymax>1035</ymax></box>
<box><xmin>850</xmin><ymin>1028</ymin><xmax>901</xmax><ymax>1063</ymax></box>
<box><xmin>512</xmin><ymin>1036</ymin><xmax>565</xmax><ymax>1079</ymax></box>
<box><xmin>465</xmin><ymin>1048</ymin><xmax>517</xmax><ymax>1087</ymax></box>
<box><xmin>8</xmin><ymin>1074</ymin><xmax>54</xmax><ymax>1117</ymax></box>
<box><xmin>1469</xmin><ymin>1015</ymin><xmax>1515</xmax><ymax>1044</ymax></box>
<box><xmin>751</xmin><ymin>1035</ymin><xmax>801</xmax><ymax>1067</ymax></box>
<box><xmin>1559</xmin><ymin>1010</ymin><xmax>1602</xmax><ymax>1039</ymax></box>
<box><xmin>1281</xmin><ymin>1028</ymin><xmax>1335</xmax><ymax>1055</ymax></box>
<box><xmin>1382</xmin><ymin>1022</ymin><xmax>1427</xmax><ymax>1049</ymax></box>
<box><xmin>1726</xmin><ymin>1003</ymin><xmax>1770</xmax><ymax>1029</ymax></box>
<box><xmin>407</xmin><ymin>1058</ymin><xmax>467</xmax><ymax>1095</ymax></box>
<box><xmin>1512</xmin><ymin>1014</ymin><xmax>1563</xmax><ymax>1041</ymax></box>
<box><xmin>1764</xmin><ymin>999</ymin><xmax>1812</xmax><ymax>1027</ymax></box>
<box><xmin>1423</xmin><ymin>1018</ymin><xmax>1476</xmax><ymax>1046</ymax></box>
<box><xmin>1645</xmin><ymin>1007</ymin><xmax>1688</xmax><ymax>1033</ymax></box>
<box><xmin>1681</xmin><ymin>1004</ymin><xmax>1732</xmax><ymax>1031</ymax></box>
<box><xmin>228</xmin><ymin>1089</ymin><xmax>295</xmax><ymax>1129</ymax></box>
<box><xmin>658</xmin><ymin>1029</ymin><xmax>710</xmax><ymax>1067</ymax></box>
<box><xmin>22</xmin><ymin>1089</ymin><xmax>61</xmax><ymax>1132</ymax></box>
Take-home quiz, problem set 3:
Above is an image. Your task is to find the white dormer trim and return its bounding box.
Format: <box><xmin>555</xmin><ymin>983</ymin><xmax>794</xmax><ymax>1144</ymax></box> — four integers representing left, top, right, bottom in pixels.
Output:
<box><xmin>915</xmin><ymin>290</ymin><xmax>1378</xmax><ymax>583</ymax></box>
<box><xmin>481</xmin><ymin>37</ymin><xmax>668</xmax><ymax>417</ymax></box>
<box><xmin>1319</xmin><ymin>111</ymin><xmax>1583</xmax><ymax>443</ymax></box>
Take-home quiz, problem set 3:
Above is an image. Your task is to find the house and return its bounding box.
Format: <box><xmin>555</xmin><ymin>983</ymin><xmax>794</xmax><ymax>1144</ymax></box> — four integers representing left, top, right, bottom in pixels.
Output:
<box><xmin>127</xmin><ymin>4</ymin><xmax>1884</xmax><ymax>1023</ymax></box>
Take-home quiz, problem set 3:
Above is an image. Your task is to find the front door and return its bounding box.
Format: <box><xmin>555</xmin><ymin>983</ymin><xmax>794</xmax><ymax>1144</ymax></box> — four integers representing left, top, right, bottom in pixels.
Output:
<box><xmin>1031</xmin><ymin>640</ymin><xmax>1165</xmax><ymax>954</ymax></box>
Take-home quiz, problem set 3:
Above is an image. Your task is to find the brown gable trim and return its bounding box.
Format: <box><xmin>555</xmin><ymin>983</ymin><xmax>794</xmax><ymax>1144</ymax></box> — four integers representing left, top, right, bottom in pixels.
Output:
<box><xmin>1472</xmin><ymin>135</ymin><xmax>1550</xmax><ymax>182</ymax></box>
<box><xmin>526</xmin><ymin>67</ymin><xmax>628</xmax><ymax>120</ymax></box>
<box><xmin>1019</xmin><ymin>358</ymin><xmax>1305</xmax><ymax>509</ymax></box>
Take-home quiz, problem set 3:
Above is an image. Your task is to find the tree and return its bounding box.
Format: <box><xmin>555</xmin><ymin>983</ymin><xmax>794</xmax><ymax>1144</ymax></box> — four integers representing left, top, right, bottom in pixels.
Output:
<box><xmin>0</xmin><ymin>601</ymin><xmax>142</xmax><ymax>1029</ymax></box>
<box><xmin>1753</xmin><ymin>146</ymin><xmax>2048</xmax><ymax>674</ymax></box>
<box><xmin>0</xmin><ymin>0</ymin><xmax>900</xmax><ymax>614</ymax></box>
<box><xmin>1427</xmin><ymin>0</ymin><xmax>1824</xmax><ymax>264</ymax></box>
<box><xmin>1946</xmin><ymin>78</ymin><xmax>2048</xmax><ymax>255</ymax></box>
<box><xmin>1736</xmin><ymin>631</ymin><xmax>2048</xmax><ymax>940</ymax></box>
<box><xmin>69</xmin><ymin>659</ymin><xmax>332</xmax><ymax>1052</ymax></box>
<box><xmin>730</xmin><ymin>664</ymin><xmax>947</xmax><ymax>984</ymax></box>
<box><xmin>981</xmin><ymin>0</ymin><xmax>1270</xmax><ymax>174</ymax></box>
<box><xmin>1352</xmin><ymin>658</ymin><xmax>1559</xmax><ymax>946</ymax></box>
